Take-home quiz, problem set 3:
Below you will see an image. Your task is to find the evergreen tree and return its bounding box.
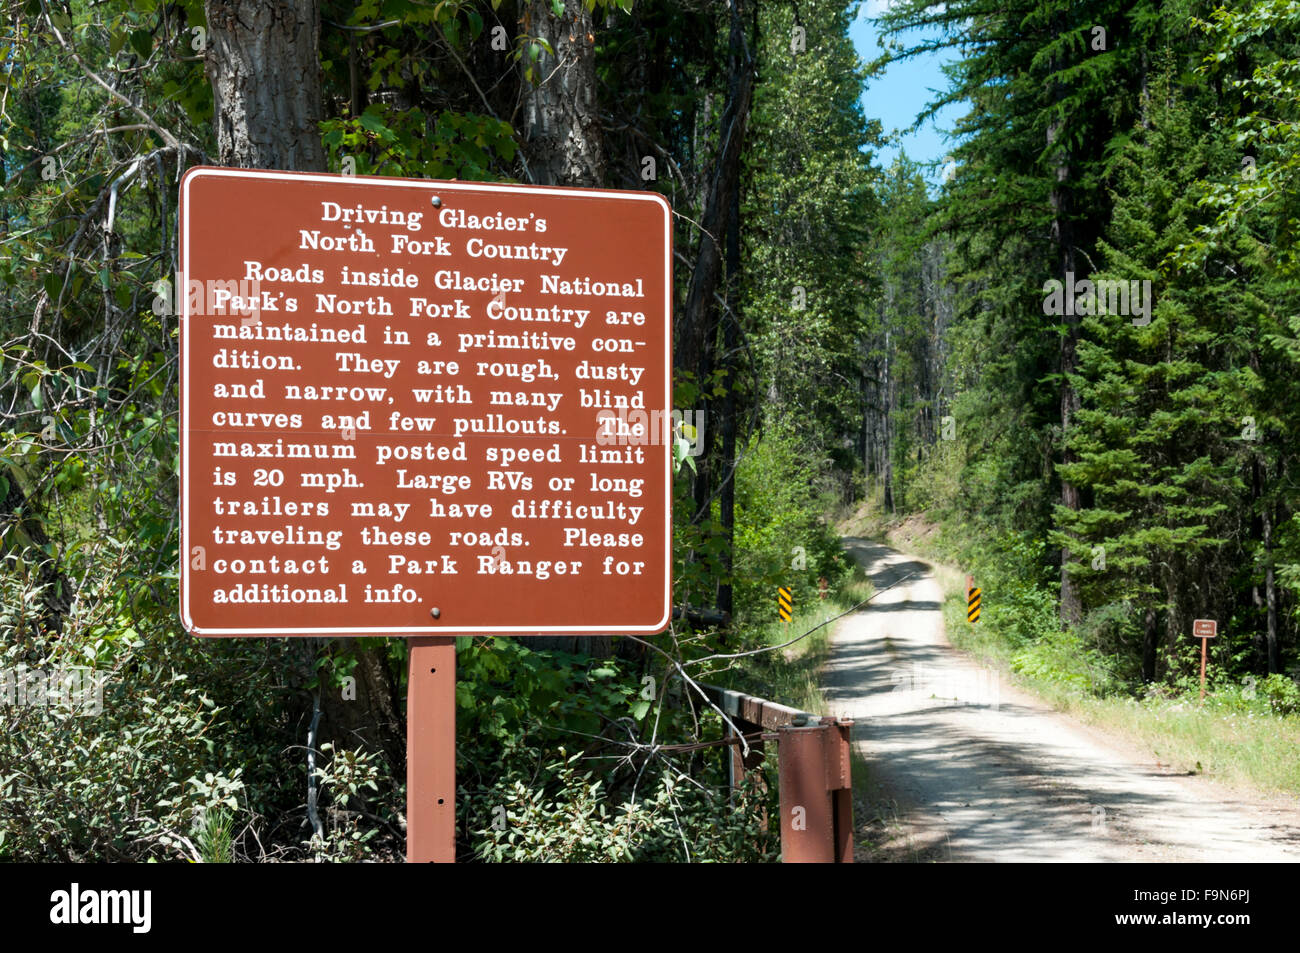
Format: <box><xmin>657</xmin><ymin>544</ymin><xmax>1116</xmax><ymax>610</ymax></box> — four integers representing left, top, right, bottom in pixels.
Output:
<box><xmin>1054</xmin><ymin>71</ymin><xmax>1253</xmax><ymax>680</ymax></box>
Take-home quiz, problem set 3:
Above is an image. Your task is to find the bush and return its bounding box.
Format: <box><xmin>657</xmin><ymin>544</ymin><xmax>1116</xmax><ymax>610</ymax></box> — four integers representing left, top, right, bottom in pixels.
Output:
<box><xmin>466</xmin><ymin>761</ymin><xmax>775</xmax><ymax>863</ymax></box>
<box><xmin>732</xmin><ymin>415</ymin><xmax>852</xmax><ymax>621</ymax></box>
<box><xmin>0</xmin><ymin>548</ymin><xmax>316</xmax><ymax>861</ymax></box>
<box><xmin>453</xmin><ymin>637</ymin><xmax>777</xmax><ymax>862</ymax></box>
<box><xmin>1011</xmin><ymin>629</ymin><xmax>1122</xmax><ymax>695</ymax></box>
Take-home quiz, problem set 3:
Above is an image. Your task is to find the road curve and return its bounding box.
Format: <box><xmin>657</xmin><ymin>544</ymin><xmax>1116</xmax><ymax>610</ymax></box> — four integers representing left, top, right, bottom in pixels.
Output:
<box><xmin>820</xmin><ymin>538</ymin><xmax>1300</xmax><ymax>862</ymax></box>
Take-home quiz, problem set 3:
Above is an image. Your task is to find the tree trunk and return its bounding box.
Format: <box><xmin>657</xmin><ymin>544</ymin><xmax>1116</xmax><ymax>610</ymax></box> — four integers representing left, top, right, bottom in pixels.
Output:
<box><xmin>1048</xmin><ymin>109</ymin><xmax>1083</xmax><ymax>628</ymax></box>
<box><xmin>516</xmin><ymin>0</ymin><xmax>610</xmax><ymax>653</ymax></box>
<box><xmin>676</xmin><ymin>0</ymin><xmax>754</xmax><ymax>383</ymax></box>
<box><xmin>520</xmin><ymin>0</ymin><xmax>606</xmax><ymax>186</ymax></box>
<box><xmin>882</xmin><ymin>330</ymin><xmax>894</xmax><ymax>514</ymax></box>
<box><xmin>203</xmin><ymin>1</ymin><xmax>405</xmax><ymax>772</ymax></box>
<box><xmin>1141</xmin><ymin>605</ymin><xmax>1159</xmax><ymax>682</ymax></box>
<box><xmin>204</xmin><ymin>0</ymin><xmax>326</xmax><ymax>172</ymax></box>
<box><xmin>716</xmin><ymin>190</ymin><xmax>740</xmax><ymax>619</ymax></box>
<box><xmin>1263</xmin><ymin>502</ymin><xmax>1282</xmax><ymax>674</ymax></box>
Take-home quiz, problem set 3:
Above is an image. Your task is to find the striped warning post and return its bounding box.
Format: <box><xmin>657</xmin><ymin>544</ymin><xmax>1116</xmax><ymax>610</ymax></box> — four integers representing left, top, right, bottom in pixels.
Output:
<box><xmin>967</xmin><ymin>587</ymin><xmax>981</xmax><ymax>623</ymax></box>
<box><xmin>777</xmin><ymin>586</ymin><xmax>793</xmax><ymax>622</ymax></box>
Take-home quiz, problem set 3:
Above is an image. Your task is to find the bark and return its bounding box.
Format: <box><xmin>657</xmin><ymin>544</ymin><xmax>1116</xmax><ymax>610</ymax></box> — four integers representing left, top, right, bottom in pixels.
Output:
<box><xmin>514</xmin><ymin>3</ymin><xmax>610</xmax><ymax>654</ymax></box>
<box><xmin>676</xmin><ymin>2</ymin><xmax>754</xmax><ymax>383</ymax></box>
<box><xmin>204</xmin><ymin>0</ymin><xmax>326</xmax><ymax>172</ymax></box>
<box><xmin>882</xmin><ymin>331</ymin><xmax>894</xmax><ymax>513</ymax></box>
<box><xmin>716</xmin><ymin>190</ymin><xmax>740</xmax><ymax>619</ymax></box>
<box><xmin>1048</xmin><ymin>110</ymin><xmax>1083</xmax><ymax>628</ymax></box>
<box><xmin>1263</xmin><ymin>503</ymin><xmax>1282</xmax><ymax>674</ymax></box>
<box><xmin>202</xmin><ymin>1</ymin><xmax>404</xmax><ymax>771</ymax></box>
<box><xmin>520</xmin><ymin>0</ymin><xmax>606</xmax><ymax>187</ymax></box>
<box><xmin>1162</xmin><ymin>561</ymin><xmax>1187</xmax><ymax>676</ymax></box>
<box><xmin>672</xmin><ymin>0</ymin><xmax>753</xmax><ymax>640</ymax></box>
<box><xmin>1250</xmin><ymin>454</ymin><xmax>1268</xmax><ymax>669</ymax></box>
<box><xmin>1141</xmin><ymin>605</ymin><xmax>1159</xmax><ymax>682</ymax></box>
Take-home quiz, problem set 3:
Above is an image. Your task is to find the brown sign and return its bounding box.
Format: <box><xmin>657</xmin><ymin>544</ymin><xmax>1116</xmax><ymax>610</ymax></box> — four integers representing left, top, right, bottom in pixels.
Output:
<box><xmin>1192</xmin><ymin>619</ymin><xmax>1217</xmax><ymax>639</ymax></box>
<box><xmin>178</xmin><ymin>168</ymin><xmax>672</xmax><ymax>636</ymax></box>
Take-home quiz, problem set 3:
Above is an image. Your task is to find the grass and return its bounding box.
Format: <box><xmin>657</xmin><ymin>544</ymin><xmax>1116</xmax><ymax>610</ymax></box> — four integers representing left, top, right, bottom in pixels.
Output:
<box><xmin>734</xmin><ymin>594</ymin><xmax>857</xmax><ymax>715</ymax></box>
<box><xmin>1065</xmin><ymin>697</ymin><xmax>1300</xmax><ymax>795</ymax></box>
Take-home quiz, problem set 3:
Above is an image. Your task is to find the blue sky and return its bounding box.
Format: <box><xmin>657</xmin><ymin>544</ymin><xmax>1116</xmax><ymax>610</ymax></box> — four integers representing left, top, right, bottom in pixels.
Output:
<box><xmin>849</xmin><ymin>1</ymin><xmax>963</xmax><ymax>183</ymax></box>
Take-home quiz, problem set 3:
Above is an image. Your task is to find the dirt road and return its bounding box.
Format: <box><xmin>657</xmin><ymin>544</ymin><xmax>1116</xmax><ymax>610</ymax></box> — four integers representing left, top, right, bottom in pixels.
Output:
<box><xmin>821</xmin><ymin>539</ymin><xmax>1300</xmax><ymax>862</ymax></box>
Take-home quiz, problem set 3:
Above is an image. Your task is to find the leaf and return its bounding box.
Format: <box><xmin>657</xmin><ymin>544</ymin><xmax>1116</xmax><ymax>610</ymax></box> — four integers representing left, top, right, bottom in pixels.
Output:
<box><xmin>357</xmin><ymin>110</ymin><xmax>387</xmax><ymax>135</ymax></box>
<box><xmin>130</xmin><ymin>29</ymin><xmax>153</xmax><ymax>60</ymax></box>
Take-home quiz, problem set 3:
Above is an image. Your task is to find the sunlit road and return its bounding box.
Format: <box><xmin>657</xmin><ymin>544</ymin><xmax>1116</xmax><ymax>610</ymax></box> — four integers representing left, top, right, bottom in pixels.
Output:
<box><xmin>821</xmin><ymin>539</ymin><xmax>1300</xmax><ymax>862</ymax></box>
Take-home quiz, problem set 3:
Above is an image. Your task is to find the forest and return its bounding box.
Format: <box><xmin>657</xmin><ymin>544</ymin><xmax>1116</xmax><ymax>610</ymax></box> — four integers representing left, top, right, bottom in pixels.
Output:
<box><xmin>0</xmin><ymin>0</ymin><xmax>1297</xmax><ymax>862</ymax></box>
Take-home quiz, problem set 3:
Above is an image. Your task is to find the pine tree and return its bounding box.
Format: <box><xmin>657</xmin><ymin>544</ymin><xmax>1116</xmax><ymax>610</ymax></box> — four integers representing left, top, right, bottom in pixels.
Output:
<box><xmin>1054</xmin><ymin>71</ymin><xmax>1254</xmax><ymax>681</ymax></box>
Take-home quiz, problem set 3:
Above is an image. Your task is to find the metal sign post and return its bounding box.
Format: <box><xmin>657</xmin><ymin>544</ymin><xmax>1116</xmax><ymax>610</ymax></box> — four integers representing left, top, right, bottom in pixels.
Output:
<box><xmin>1193</xmin><ymin>619</ymin><xmax>1218</xmax><ymax>703</ymax></box>
<box><xmin>406</xmin><ymin>636</ymin><xmax>457</xmax><ymax>862</ymax></box>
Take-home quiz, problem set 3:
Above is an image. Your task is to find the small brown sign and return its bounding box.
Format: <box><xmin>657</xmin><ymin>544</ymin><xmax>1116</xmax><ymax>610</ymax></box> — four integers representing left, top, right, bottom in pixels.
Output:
<box><xmin>179</xmin><ymin>168</ymin><xmax>672</xmax><ymax>637</ymax></box>
<box><xmin>1192</xmin><ymin>619</ymin><xmax>1217</xmax><ymax>639</ymax></box>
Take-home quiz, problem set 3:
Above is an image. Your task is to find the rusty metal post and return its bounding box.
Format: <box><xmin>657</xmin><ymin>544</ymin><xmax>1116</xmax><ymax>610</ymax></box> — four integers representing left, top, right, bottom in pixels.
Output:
<box><xmin>828</xmin><ymin>719</ymin><xmax>854</xmax><ymax>862</ymax></box>
<box><xmin>777</xmin><ymin>718</ymin><xmax>854</xmax><ymax>863</ymax></box>
<box><xmin>701</xmin><ymin>683</ymin><xmax>854</xmax><ymax>862</ymax></box>
<box><xmin>406</xmin><ymin>636</ymin><xmax>456</xmax><ymax>862</ymax></box>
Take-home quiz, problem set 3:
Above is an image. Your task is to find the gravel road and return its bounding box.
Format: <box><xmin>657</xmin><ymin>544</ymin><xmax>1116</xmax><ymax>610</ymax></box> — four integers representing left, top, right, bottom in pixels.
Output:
<box><xmin>820</xmin><ymin>538</ymin><xmax>1300</xmax><ymax>862</ymax></box>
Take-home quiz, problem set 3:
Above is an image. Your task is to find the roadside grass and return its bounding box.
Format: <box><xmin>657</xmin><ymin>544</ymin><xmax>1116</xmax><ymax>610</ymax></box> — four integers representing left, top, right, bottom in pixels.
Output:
<box><xmin>1064</xmin><ymin>696</ymin><xmax>1300</xmax><ymax>795</ymax></box>
<box><xmin>734</xmin><ymin>576</ymin><xmax>871</xmax><ymax>714</ymax></box>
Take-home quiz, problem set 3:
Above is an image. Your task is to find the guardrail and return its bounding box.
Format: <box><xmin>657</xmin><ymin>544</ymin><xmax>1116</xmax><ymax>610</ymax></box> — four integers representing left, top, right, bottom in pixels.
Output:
<box><xmin>699</xmin><ymin>683</ymin><xmax>854</xmax><ymax>863</ymax></box>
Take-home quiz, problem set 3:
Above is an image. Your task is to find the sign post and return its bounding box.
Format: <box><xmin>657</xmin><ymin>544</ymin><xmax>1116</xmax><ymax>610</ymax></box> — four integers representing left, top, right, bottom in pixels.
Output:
<box><xmin>1192</xmin><ymin>618</ymin><xmax>1218</xmax><ymax>703</ymax></box>
<box><xmin>178</xmin><ymin>168</ymin><xmax>672</xmax><ymax>861</ymax></box>
<box><xmin>406</xmin><ymin>636</ymin><xmax>457</xmax><ymax>862</ymax></box>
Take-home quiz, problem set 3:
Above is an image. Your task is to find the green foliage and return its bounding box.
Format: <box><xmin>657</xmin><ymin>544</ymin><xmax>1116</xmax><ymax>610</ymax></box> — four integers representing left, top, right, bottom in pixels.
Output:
<box><xmin>453</xmin><ymin>638</ymin><xmax>777</xmax><ymax>862</ymax></box>
<box><xmin>1011</xmin><ymin>630</ymin><xmax>1122</xmax><ymax>696</ymax></box>
<box><xmin>732</xmin><ymin>415</ymin><xmax>851</xmax><ymax>620</ymax></box>
<box><xmin>194</xmin><ymin>805</ymin><xmax>235</xmax><ymax>864</ymax></box>
<box><xmin>873</xmin><ymin>0</ymin><xmax>1299</xmax><ymax>693</ymax></box>
<box><xmin>321</xmin><ymin>107</ymin><xmax>518</xmax><ymax>181</ymax></box>
<box><xmin>744</xmin><ymin>0</ymin><xmax>878</xmax><ymax>462</ymax></box>
<box><xmin>307</xmin><ymin>742</ymin><xmax>390</xmax><ymax>862</ymax></box>
<box><xmin>1053</xmin><ymin>68</ymin><xmax>1254</xmax><ymax>673</ymax></box>
<box><xmin>467</xmin><ymin>763</ymin><xmax>775</xmax><ymax>863</ymax></box>
<box><xmin>0</xmin><ymin>0</ymin><xmax>874</xmax><ymax>863</ymax></box>
<box><xmin>0</xmin><ymin>551</ymin><xmax>307</xmax><ymax>861</ymax></box>
<box><xmin>455</xmin><ymin>637</ymin><xmax>651</xmax><ymax>750</ymax></box>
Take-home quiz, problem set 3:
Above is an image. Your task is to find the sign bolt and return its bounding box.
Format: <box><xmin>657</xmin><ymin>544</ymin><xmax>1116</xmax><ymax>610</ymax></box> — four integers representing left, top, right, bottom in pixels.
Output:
<box><xmin>430</xmin><ymin>607</ymin><xmax>441</xmax><ymax>619</ymax></box>
<box><xmin>430</xmin><ymin>196</ymin><xmax>442</xmax><ymax>207</ymax></box>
